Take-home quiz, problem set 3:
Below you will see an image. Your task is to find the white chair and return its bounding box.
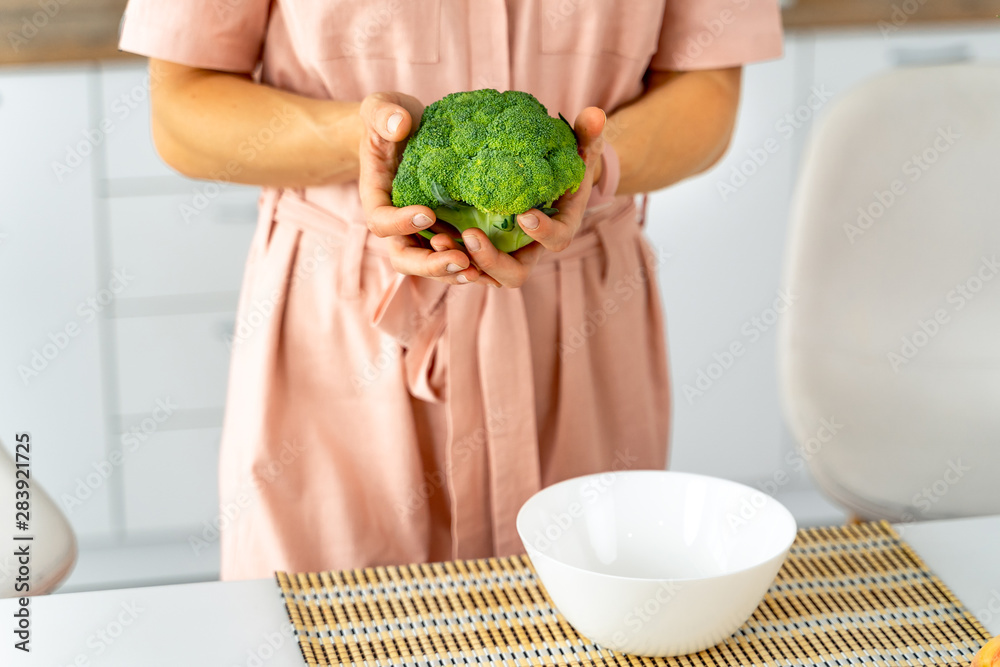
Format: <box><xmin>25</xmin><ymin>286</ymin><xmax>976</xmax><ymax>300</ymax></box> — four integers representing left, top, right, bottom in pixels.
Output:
<box><xmin>779</xmin><ymin>64</ymin><xmax>1000</xmax><ymax>522</ymax></box>
<box><xmin>0</xmin><ymin>440</ymin><xmax>77</xmax><ymax>596</ymax></box>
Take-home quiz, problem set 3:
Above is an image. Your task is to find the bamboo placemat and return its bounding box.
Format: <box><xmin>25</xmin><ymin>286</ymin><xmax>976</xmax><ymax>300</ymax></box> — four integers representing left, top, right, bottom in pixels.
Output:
<box><xmin>275</xmin><ymin>521</ymin><xmax>991</xmax><ymax>666</ymax></box>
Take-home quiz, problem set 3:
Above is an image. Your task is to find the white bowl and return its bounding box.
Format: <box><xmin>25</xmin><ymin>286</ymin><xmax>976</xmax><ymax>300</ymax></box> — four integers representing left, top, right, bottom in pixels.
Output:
<box><xmin>516</xmin><ymin>470</ymin><xmax>797</xmax><ymax>657</ymax></box>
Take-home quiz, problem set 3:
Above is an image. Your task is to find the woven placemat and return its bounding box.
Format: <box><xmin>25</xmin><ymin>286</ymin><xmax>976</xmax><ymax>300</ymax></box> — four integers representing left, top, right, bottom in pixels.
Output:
<box><xmin>275</xmin><ymin>521</ymin><xmax>991</xmax><ymax>666</ymax></box>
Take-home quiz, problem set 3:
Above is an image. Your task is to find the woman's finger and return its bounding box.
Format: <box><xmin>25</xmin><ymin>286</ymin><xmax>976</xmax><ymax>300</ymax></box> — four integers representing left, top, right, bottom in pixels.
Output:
<box><xmin>575</xmin><ymin>106</ymin><xmax>607</xmax><ymax>158</ymax></box>
<box><xmin>365</xmin><ymin>203</ymin><xmax>437</xmax><ymax>238</ymax></box>
<box><xmin>430</xmin><ymin>233</ymin><xmax>503</xmax><ymax>287</ymax></box>
<box><xmin>388</xmin><ymin>235</ymin><xmax>481</xmax><ymax>284</ymax></box>
<box><xmin>461</xmin><ymin>228</ymin><xmax>545</xmax><ymax>288</ymax></box>
<box><xmin>429</xmin><ymin>232</ymin><xmax>462</xmax><ymax>252</ymax></box>
<box><xmin>515</xmin><ymin>207</ymin><xmax>572</xmax><ymax>252</ymax></box>
<box><xmin>358</xmin><ymin>92</ymin><xmax>432</xmax><ymax>237</ymax></box>
<box><xmin>556</xmin><ymin>106</ymin><xmax>607</xmax><ymax>220</ymax></box>
<box><xmin>517</xmin><ymin>106</ymin><xmax>606</xmax><ymax>252</ymax></box>
<box><xmin>359</xmin><ymin>92</ymin><xmax>416</xmax><ymax>143</ymax></box>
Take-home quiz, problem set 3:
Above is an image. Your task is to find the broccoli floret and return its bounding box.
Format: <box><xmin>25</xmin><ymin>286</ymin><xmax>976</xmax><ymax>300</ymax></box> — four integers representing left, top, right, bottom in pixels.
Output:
<box><xmin>391</xmin><ymin>89</ymin><xmax>586</xmax><ymax>254</ymax></box>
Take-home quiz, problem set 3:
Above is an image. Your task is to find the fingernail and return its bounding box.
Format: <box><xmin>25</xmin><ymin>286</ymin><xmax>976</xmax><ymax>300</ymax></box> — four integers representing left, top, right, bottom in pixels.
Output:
<box><xmin>446</xmin><ymin>263</ymin><xmax>462</xmax><ymax>273</ymax></box>
<box><xmin>413</xmin><ymin>213</ymin><xmax>433</xmax><ymax>229</ymax></box>
<box><xmin>456</xmin><ymin>274</ymin><xmax>470</xmax><ymax>284</ymax></box>
<box><xmin>465</xmin><ymin>235</ymin><xmax>481</xmax><ymax>252</ymax></box>
<box><xmin>386</xmin><ymin>112</ymin><xmax>403</xmax><ymax>135</ymax></box>
<box><xmin>519</xmin><ymin>213</ymin><xmax>539</xmax><ymax>230</ymax></box>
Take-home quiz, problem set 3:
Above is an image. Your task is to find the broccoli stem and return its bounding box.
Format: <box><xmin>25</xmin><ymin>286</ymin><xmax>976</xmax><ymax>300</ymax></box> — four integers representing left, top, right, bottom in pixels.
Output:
<box><xmin>432</xmin><ymin>204</ymin><xmax>532</xmax><ymax>254</ymax></box>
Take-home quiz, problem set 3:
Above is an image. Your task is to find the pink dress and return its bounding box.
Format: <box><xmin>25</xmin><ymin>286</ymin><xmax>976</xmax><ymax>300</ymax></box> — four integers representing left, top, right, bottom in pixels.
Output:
<box><xmin>120</xmin><ymin>0</ymin><xmax>783</xmax><ymax>580</ymax></box>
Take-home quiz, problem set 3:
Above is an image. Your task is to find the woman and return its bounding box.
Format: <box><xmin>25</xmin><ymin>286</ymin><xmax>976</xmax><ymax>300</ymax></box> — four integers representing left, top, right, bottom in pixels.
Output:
<box><xmin>120</xmin><ymin>0</ymin><xmax>783</xmax><ymax>580</ymax></box>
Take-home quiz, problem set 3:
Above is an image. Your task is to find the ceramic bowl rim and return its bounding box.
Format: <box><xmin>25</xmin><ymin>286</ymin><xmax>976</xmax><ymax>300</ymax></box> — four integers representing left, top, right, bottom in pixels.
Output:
<box><xmin>516</xmin><ymin>469</ymin><xmax>798</xmax><ymax>584</ymax></box>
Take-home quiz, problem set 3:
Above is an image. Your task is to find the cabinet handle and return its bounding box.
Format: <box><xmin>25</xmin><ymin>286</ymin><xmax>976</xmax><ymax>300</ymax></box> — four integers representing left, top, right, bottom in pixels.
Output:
<box><xmin>214</xmin><ymin>203</ymin><xmax>259</xmax><ymax>224</ymax></box>
<box><xmin>890</xmin><ymin>44</ymin><xmax>971</xmax><ymax>67</ymax></box>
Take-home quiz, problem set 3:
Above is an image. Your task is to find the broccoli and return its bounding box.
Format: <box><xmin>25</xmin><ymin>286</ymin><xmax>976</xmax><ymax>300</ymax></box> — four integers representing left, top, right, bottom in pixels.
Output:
<box><xmin>391</xmin><ymin>89</ymin><xmax>586</xmax><ymax>253</ymax></box>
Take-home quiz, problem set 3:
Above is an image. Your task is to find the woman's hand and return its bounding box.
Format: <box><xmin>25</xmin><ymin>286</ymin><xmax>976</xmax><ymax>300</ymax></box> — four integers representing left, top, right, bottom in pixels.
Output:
<box><xmin>359</xmin><ymin>97</ymin><xmax>607</xmax><ymax>288</ymax></box>
<box><xmin>358</xmin><ymin>92</ymin><xmax>483</xmax><ymax>286</ymax></box>
<box><xmin>460</xmin><ymin>106</ymin><xmax>607</xmax><ymax>288</ymax></box>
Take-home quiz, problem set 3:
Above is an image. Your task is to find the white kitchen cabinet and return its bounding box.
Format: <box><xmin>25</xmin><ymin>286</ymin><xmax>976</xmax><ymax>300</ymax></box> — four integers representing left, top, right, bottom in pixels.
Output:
<box><xmin>121</xmin><ymin>427</ymin><xmax>222</xmax><ymax>536</ymax></box>
<box><xmin>0</xmin><ymin>66</ymin><xmax>114</xmax><ymax>541</ymax></box>
<box><xmin>113</xmin><ymin>312</ymin><xmax>237</xmax><ymax>417</ymax></box>
<box><xmin>108</xmin><ymin>191</ymin><xmax>257</xmax><ymax>300</ymax></box>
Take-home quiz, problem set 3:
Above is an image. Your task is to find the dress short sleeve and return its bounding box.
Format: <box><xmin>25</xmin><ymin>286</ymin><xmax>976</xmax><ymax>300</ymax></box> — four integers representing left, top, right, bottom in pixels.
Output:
<box><xmin>118</xmin><ymin>0</ymin><xmax>271</xmax><ymax>73</ymax></box>
<box><xmin>650</xmin><ymin>0</ymin><xmax>784</xmax><ymax>71</ymax></box>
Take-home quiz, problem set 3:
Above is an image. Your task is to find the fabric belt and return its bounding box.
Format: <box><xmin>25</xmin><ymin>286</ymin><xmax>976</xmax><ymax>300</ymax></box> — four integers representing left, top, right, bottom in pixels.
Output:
<box><xmin>266</xmin><ymin>189</ymin><xmax>641</xmax><ymax>559</ymax></box>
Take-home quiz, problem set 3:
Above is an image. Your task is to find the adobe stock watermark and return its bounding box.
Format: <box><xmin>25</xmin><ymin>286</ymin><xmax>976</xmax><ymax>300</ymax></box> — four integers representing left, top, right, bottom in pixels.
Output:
<box><xmin>718</xmin><ymin>85</ymin><xmax>834</xmax><ymax>202</ymax></box>
<box><xmin>843</xmin><ymin>127</ymin><xmax>961</xmax><ymax>244</ymax></box>
<box><xmin>682</xmin><ymin>290</ymin><xmax>797</xmax><ymax>405</ymax></box>
<box><xmin>528</xmin><ymin>450</ymin><xmax>638</xmax><ymax>553</ymax></box>
<box><xmin>725</xmin><ymin>489</ymin><xmax>776</xmax><ymax>530</ymax></box>
<box><xmin>57</xmin><ymin>601</ymin><xmax>144</xmax><ymax>667</ymax></box>
<box><xmin>895</xmin><ymin>458</ymin><xmax>971</xmax><ymax>537</ymax></box>
<box><xmin>189</xmin><ymin>439</ymin><xmax>307</xmax><ymax>555</ymax></box>
<box><xmin>353</xmin><ymin>279</ymin><xmax>467</xmax><ymax>392</ymax></box>
<box><xmin>232</xmin><ymin>621</ymin><xmax>296</xmax><ymax>667</ymax></box>
<box><xmin>340</xmin><ymin>0</ymin><xmax>404</xmax><ymax>57</ymax></box>
<box><xmin>396</xmin><ymin>408</ymin><xmax>508</xmax><ymax>518</ymax></box>
<box><xmin>560</xmin><ymin>245</ymin><xmax>672</xmax><ymax>358</ymax></box>
<box><xmin>759</xmin><ymin>417</ymin><xmax>844</xmax><ymax>497</ymax></box>
<box><xmin>17</xmin><ymin>269</ymin><xmax>134</xmax><ymax>386</ymax></box>
<box><xmin>51</xmin><ymin>68</ymin><xmax>166</xmax><ymax>182</ymax></box>
<box><xmin>977</xmin><ymin>589</ymin><xmax>1000</xmax><ymax>626</ymax></box>
<box><xmin>602</xmin><ymin>581</ymin><xmax>684</xmax><ymax>652</ymax></box>
<box><xmin>908</xmin><ymin>459</ymin><xmax>970</xmax><ymax>515</ymax></box>
<box><xmin>887</xmin><ymin>255</ymin><xmax>999</xmax><ymax>373</ymax></box>
<box><xmin>6</xmin><ymin>0</ymin><xmax>72</xmax><ymax>53</ymax></box>
<box><xmin>180</xmin><ymin>105</ymin><xmax>298</xmax><ymax>223</ymax></box>
<box><xmin>227</xmin><ymin>236</ymin><xmax>338</xmax><ymax>349</ymax></box>
<box><xmin>673</xmin><ymin>0</ymin><xmax>757</xmax><ymax>69</ymax></box>
<box><xmin>214</xmin><ymin>0</ymin><xmax>254</xmax><ymax>21</ymax></box>
<box><xmin>60</xmin><ymin>398</ymin><xmax>179</xmax><ymax>513</ymax></box>
<box><xmin>353</xmin><ymin>334</ymin><xmax>403</xmax><ymax>391</ymax></box>
<box><xmin>543</xmin><ymin>0</ymin><xmax>587</xmax><ymax>28</ymax></box>
<box><xmin>878</xmin><ymin>0</ymin><xmax>931</xmax><ymax>38</ymax></box>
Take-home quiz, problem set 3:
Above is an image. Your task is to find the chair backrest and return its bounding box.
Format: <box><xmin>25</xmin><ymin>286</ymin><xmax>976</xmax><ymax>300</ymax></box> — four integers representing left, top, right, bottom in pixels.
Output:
<box><xmin>779</xmin><ymin>64</ymin><xmax>1000</xmax><ymax>522</ymax></box>
<box><xmin>0</xmin><ymin>440</ymin><xmax>77</xmax><ymax>596</ymax></box>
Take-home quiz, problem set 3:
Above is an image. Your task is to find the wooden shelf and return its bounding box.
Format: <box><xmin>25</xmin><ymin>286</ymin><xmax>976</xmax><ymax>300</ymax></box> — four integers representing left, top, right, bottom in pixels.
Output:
<box><xmin>782</xmin><ymin>0</ymin><xmax>1000</xmax><ymax>29</ymax></box>
<box><xmin>0</xmin><ymin>0</ymin><xmax>135</xmax><ymax>66</ymax></box>
<box><xmin>1</xmin><ymin>0</ymin><xmax>998</xmax><ymax>66</ymax></box>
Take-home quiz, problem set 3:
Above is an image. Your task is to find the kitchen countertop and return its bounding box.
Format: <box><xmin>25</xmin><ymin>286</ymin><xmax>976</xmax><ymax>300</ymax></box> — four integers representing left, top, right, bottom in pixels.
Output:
<box><xmin>1</xmin><ymin>515</ymin><xmax>997</xmax><ymax>666</ymax></box>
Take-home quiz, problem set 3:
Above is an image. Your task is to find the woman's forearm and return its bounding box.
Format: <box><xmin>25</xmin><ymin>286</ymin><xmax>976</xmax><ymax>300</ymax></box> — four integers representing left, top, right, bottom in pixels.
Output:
<box><xmin>149</xmin><ymin>59</ymin><xmax>740</xmax><ymax>194</ymax></box>
<box><xmin>149</xmin><ymin>59</ymin><xmax>364</xmax><ymax>188</ymax></box>
<box><xmin>608</xmin><ymin>67</ymin><xmax>743</xmax><ymax>196</ymax></box>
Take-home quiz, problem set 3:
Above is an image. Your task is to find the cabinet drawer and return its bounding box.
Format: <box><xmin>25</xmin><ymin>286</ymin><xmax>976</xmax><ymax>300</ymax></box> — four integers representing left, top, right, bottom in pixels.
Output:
<box><xmin>121</xmin><ymin>427</ymin><xmax>221</xmax><ymax>535</ymax></box>
<box><xmin>115</xmin><ymin>312</ymin><xmax>236</xmax><ymax>415</ymax></box>
<box><xmin>108</xmin><ymin>191</ymin><xmax>258</xmax><ymax>299</ymax></box>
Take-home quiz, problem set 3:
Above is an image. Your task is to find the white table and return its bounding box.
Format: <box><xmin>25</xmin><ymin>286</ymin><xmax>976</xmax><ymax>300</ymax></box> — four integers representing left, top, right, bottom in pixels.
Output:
<box><xmin>2</xmin><ymin>516</ymin><xmax>998</xmax><ymax>666</ymax></box>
